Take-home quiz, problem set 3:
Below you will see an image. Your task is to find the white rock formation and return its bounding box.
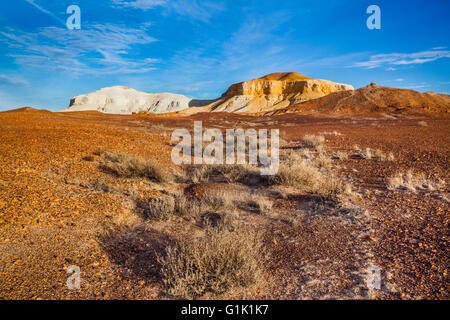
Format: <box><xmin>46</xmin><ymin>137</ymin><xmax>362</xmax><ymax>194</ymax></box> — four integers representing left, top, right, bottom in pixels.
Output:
<box><xmin>63</xmin><ymin>86</ymin><xmax>195</xmax><ymax>114</ymax></box>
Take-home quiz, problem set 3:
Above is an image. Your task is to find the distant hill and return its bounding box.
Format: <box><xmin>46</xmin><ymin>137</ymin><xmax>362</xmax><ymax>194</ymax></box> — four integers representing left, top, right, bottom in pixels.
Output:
<box><xmin>2</xmin><ymin>107</ymin><xmax>50</xmax><ymax>113</ymax></box>
<box><xmin>268</xmin><ymin>84</ymin><xmax>450</xmax><ymax>116</ymax></box>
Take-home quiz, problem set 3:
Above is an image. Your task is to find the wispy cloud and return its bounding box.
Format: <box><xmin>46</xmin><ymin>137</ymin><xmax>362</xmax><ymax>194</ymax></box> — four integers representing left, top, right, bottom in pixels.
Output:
<box><xmin>0</xmin><ymin>74</ymin><xmax>28</xmax><ymax>86</ymax></box>
<box><xmin>112</xmin><ymin>0</ymin><xmax>166</xmax><ymax>10</ymax></box>
<box><xmin>0</xmin><ymin>24</ymin><xmax>158</xmax><ymax>75</ymax></box>
<box><xmin>24</xmin><ymin>0</ymin><xmax>65</xmax><ymax>25</ymax></box>
<box><xmin>112</xmin><ymin>0</ymin><xmax>225</xmax><ymax>22</ymax></box>
<box><xmin>169</xmin><ymin>0</ymin><xmax>225</xmax><ymax>22</ymax></box>
<box><xmin>385</xmin><ymin>78</ymin><xmax>405</xmax><ymax>82</ymax></box>
<box><xmin>353</xmin><ymin>49</ymin><xmax>450</xmax><ymax>69</ymax></box>
<box><xmin>402</xmin><ymin>83</ymin><xmax>429</xmax><ymax>90</ymax></box>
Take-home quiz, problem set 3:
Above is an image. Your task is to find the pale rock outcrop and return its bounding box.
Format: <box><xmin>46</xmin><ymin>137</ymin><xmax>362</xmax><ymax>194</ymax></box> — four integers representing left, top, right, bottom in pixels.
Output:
<box><xmin>63</xmin><ymin>86</ymin><xmax>197</xmax><ymax>114</ymax></box>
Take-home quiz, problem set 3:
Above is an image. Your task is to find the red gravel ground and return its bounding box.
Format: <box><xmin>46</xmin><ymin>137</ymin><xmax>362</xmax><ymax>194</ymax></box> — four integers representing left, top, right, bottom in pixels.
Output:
<box><xmin>0</xmin><ymin>108</ymin><xmax>448</xmax><ymax>299</ymax></box>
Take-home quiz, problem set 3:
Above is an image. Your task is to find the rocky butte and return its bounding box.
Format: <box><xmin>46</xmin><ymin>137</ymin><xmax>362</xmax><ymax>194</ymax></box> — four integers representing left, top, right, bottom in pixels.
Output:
<box><xmin>184</xmin><ymin>72</ymin><xmax>354</xmax><ymax>114</ymax></box>
<box><xmin>63</xmin><ymin>72</ymin><xmax>354</xmax><ymax>115</ymax></box>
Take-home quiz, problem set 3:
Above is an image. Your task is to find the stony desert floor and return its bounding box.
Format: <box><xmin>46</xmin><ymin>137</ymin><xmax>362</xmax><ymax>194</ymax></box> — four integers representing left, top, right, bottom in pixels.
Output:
<box><xmin>0</xmin><ymin>109</ymin><xmax>448</xmax><ymax>299</ymax></box>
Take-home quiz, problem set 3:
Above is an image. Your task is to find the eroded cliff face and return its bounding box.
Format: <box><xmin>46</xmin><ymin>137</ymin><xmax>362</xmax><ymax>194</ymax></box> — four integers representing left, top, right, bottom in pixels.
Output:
<box><xmin>224</xmin><ymin>77</ymin><xmax>350</xmax><ymax>97</ymax></box>
<box><xmin>182</xmin><ymin>72</ymin><xmax>354</xmax><ymax>114</ymax></box>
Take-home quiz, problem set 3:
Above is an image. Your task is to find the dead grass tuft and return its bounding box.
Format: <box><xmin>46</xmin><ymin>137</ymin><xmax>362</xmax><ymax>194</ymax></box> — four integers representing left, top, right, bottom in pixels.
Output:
<box><xmin>351</xmin><ymin>148</ymin><xmax>394</xmax><ymax>161</ymax></box>
<box><xmin>302</xmin><ymin>134</ymin><xmax>325</xmax><ymax>149</ymax></box>
<box><xmin>104</xmin><ymin>152</ymin><xmax>172</xmax><ymax>183</ymax></box>
<box><xmin>313</xmin><ymin>153</ymin><xmax>332</xmax><ymax>169</ymax></box>
<box><xmin>320</xmin><ymin>131</ymin><xmax>342</xmax><ymax>136</ymax></box>
<box><xmin>186</xmin><ymin>164</ymin><xmax>261</xmax><ymax>185</ymax></box>
<box><xmin>269</xmin><ymin>160</ymin><xmax>323</xmax><ymax>190</ymax></box>
<box><xmin>332</xmin><ymin>151</ymin><xmax>349</xmax><ymax>160</ymax></box>
<box><xmin>316</xmin><ymin>178</ymin><xmax>355</xmax><ymax>203</ymax></box>
<box><xmin>143</xmin><ymin>193</ymin><xmax>204</xmax><ymax>221</ymax></box>
<box><xmin>387</xmin><ymin>170</ymin><xmax>444</xmax><ymax>192</ymax></box>
<box><xmin>418</xmin><ymin>121</ymin><xmax>428</xmax><ymax>127</ymax></box>
<box><xmin>161</xmin><ymin>227</ymin><xmax>263</xmax><ymax>299</ymax></box>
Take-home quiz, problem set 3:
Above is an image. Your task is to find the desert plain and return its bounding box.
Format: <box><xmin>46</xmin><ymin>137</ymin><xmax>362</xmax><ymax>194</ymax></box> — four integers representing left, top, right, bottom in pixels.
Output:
<box><xmin>0</xmin><ymin>103</ymin><xmax>448</xmax><ymax>299</ymax></box>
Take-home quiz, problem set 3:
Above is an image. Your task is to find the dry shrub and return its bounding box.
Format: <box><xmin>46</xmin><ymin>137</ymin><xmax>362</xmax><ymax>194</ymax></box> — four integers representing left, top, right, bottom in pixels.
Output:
<box><xmin>382</xmin><ymin>113</ymin><xmax>397</xmax><ymax>119</ymax></box>
<box><xmin>146</xmin><ymin>196</ymin><xmax>175</xmax><ymax>220</ymax></box>
<box><xmin>248</xmin><ymin>198</ymin><xmax>273</xmax><ymax>215</ymax></box>
<box><xmin>387</xmin><ymin>170</ymin><xmax>444</xmax><ymax>192</ymax></box>
<box><xmin>320</xmin><ymin>131</ymin><xmax>342</xmax><ymax>136</ymax></box>
<box><xmin>202</xmin><ymin>193</ymin><xmax>234</xmax><ymax>211</ymax></box>
<box><xmin>333</xmin><ymin>151</ymin><xmax>349</xmax><ymax>160</ymax></box>
<box><xmin>316</xmin><ymin>178</ymin><xmax>355</xmax><ymax>203</ymax></box>
<box><xmin>105</xmin><ymin>152</ymin><xmax>171</xmax><ymax>183</ymax></box>
<box><xmin>373</xmin><ymin>149</ymin><xmax>394</xmax><ymax>161</ymax></box>
<box><xmin>201</xmin><ymin>211</ymin><xmax>238</xmax><ymax>231</ymax></box>
<box><xmin>280</xmin><ymin>149</ymin><xmax>312</xmax><ymax>163</ymax></box>
<box><xmin>279</xmin><ymin>138</ymin><xmax>289</xmax><ymax>147</ymax></box>
<box><xmin>302</xmin><ymin>134</ymin><xmax>325</xmax><ymax>149</ymax></box>
<box><xmin>144</xmin><ymin>194</ymin><xmax>203</xmax><ymax>221</ymax></box>
<box><xmin>144</xmin><ymin>192</ymin><xmax>238</xmax><ymax>221</ymax></box>
<box><xmin>418</xmin><ymin>121</ymin><xmax>428</xmax><ymax>127</ymax></box>
<box><xmin>161</xmin><ymin>227</ymin><xmax>263</xmax><ymax>299</ymax></box>
<box><xmin>387</xmin><ymin>152</ymin><xmax>395</xmax><ymax>161</ymax></box>
<box><xmin>235</xmin><ymin>197</ymin><xmax>273</xmax><ymax>215</ymax></box>
<box><xmin>361</xmin><ymin>148</ymin><xmax>373</xmax><ymax>160</ymax></box>
<box><xmin>313</xmin><ymin>153</ymin><xmax>332</xmax><ymax>169</ymax></box>
<box><xmin>351</xmin><ymin>147</ymin><xmax>394</xmax><ymax>161</ymax></box>
<box><xmin>186</xmin><ymin>164</ymin><xmax>261</xmax><ymax>185</ymax></box>
<box><xmin>269</xmin><ymin>160</ymin><xmax>323</xmax><ymax>190</ymax></box>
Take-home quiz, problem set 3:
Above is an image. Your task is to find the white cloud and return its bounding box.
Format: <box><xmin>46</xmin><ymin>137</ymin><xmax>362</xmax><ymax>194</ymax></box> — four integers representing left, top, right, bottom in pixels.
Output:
<box><xmin>0</xmin><ymin>74</ymin><xmax>28</xmax><ymax>86</ymax></box>
<box><xmin>169</xmin><ymin>0</ymin><xmax>225</xmax><ymax>22</ymax></box>
<box><xmin>353</xmin><ymin>49</ymin><xmax>450</xmax><ymax>69</ymax></box>
<box><xmin>112</xmin><ymin>0</ymin><xmax>166</xmax><ymax>10</ymax></box>
<box><xmin>403</xmin><ymin>84</ymin><xmax>428</xmax><ymax>90</ymax></box>
<box><xmin>24</xmin><ymin>0</ymin><xmax>65</xmax><ymax>25</ymax></box>
<box><xmin>385</xmin><ymin>78</ymin><xmax>405</xmax><ymax>82</ymax></box>
<box><xmin>0</xmin><ymin>24</ymin><xmax>158</xmax><ymax>75</ymax></box>
<box><xmin>112</xmin><ymin>0</ymin><xmax>225</xmax><ymax>22</ymax></box>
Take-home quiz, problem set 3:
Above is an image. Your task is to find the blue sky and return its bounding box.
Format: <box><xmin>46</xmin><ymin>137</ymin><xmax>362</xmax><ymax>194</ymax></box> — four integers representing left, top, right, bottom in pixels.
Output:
<box><xmin>0</xmin><ymin>0</ymin><xmax>449</xmax><ymax>111</ymax></box>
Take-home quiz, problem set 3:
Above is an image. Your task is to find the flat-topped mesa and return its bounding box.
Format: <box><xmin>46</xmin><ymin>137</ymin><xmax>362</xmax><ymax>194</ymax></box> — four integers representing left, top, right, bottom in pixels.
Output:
<box><xmin>223</xmin><ymin>73</ymin><xmax>352</xmax><ymax>97</ymax></box>
<box><xmin>194</xmin><ymin>72</ymin><xmax>354</xmax><ymax>113</ymax></box>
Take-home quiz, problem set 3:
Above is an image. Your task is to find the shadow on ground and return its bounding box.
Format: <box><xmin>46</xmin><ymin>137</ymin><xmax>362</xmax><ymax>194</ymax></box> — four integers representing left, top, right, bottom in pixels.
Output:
<box><xmin>99</xmin><ymin>226</ymin><xmax>175</xmax><ymax>285</ymax></box>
